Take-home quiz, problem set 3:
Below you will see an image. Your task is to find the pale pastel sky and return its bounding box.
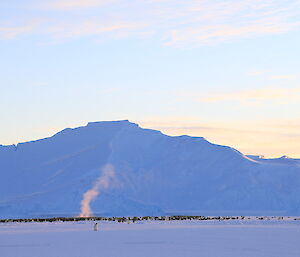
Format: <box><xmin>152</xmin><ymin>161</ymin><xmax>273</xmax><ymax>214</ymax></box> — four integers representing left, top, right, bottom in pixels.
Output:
<box><xmin>1</xmin><ymin>0</ymin><xmax>300</xmax><ymax>157</ymax></box>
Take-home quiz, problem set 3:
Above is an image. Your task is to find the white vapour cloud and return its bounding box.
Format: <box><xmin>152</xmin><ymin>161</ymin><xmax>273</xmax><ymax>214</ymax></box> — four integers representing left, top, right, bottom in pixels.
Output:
<box><xmin>79</xmin><ymin>164</ymin><xmax>115</xmax><ymax>217</ymax></box>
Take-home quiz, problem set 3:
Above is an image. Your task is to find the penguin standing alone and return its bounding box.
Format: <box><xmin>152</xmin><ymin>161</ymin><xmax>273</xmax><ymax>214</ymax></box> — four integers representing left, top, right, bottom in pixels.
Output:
<box><xmin>94</xmin><ymin>222</ymin><xmax>99</xmax><ymax>231</ymax></box>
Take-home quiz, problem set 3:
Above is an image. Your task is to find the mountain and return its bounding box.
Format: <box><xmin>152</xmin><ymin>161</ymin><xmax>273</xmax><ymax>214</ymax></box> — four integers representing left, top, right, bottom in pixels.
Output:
<box><xmin>246</xmin><ymin>155</ymin><xmax>300</xmax><ymax>166</ymax></box>
<box><xmin>1</xmin><ymin>120</ymin><xmax>300</xmax><ymax>218</ymax></box>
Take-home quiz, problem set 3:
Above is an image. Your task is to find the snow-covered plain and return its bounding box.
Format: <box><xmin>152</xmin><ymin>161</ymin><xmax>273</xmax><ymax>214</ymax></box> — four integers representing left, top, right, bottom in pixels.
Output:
<box><xmin>1</xmin><ymin>219</ymin><xmax>300</xmax><ymax>257</ymax></box>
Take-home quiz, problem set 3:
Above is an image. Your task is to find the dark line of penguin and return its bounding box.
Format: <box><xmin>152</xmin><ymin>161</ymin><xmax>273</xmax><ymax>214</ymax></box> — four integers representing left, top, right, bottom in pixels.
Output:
<box><xmin>0</xmin><ymin>215</ymin><xmax>297</xmax><ymax>223</ymax></box>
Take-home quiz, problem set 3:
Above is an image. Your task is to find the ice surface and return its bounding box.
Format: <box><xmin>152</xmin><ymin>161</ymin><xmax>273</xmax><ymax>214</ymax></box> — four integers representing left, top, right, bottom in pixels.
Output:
<box><xmin>1</xmin><ymin>220</ymin><xmax>300</xmax><ymax>257</ymax></box>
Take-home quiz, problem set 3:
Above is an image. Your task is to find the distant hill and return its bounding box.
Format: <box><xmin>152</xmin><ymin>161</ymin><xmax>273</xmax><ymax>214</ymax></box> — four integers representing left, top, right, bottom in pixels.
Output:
<box><xmin>1</xmin><ymin>120</ymin><xmax>300</xmax><ymax>218</ymax></box>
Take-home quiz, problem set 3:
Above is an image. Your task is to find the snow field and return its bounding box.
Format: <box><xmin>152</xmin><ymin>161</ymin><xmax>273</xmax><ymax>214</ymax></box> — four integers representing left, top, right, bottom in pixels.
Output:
<box><xmin>1</xmin><ymin>219</ymin><xmax>300</xmax><ymax>257</ymax></box>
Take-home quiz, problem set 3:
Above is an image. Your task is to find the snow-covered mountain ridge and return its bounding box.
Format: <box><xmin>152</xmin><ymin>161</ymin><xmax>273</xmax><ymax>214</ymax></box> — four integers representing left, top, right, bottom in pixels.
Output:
<box><xmin>1</xmin><ymin>120</ymin><xmax>300</xmax><ymax>218</ymax></box>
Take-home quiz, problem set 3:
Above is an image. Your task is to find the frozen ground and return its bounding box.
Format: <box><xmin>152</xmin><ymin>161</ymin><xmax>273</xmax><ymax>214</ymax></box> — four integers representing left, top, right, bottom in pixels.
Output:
<box><xmin>1</xmin><ymin>219</ymin><xmax>300</xmax><ymax>257</ymax></box>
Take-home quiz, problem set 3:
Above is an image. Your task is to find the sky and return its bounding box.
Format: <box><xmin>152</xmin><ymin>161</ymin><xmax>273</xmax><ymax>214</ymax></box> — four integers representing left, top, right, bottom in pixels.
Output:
<box><xmin>0</xmin><ymin>0</ymin><xmax>300</xmax><ymax>157</ymax></box>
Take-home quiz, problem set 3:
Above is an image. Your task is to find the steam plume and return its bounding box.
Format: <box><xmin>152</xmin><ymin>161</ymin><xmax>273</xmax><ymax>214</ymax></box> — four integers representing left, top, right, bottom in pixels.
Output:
<box><xmin>79</xmin><ymin>164</ymin><xmax>115</xmax><ymax>217</ymax></box>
